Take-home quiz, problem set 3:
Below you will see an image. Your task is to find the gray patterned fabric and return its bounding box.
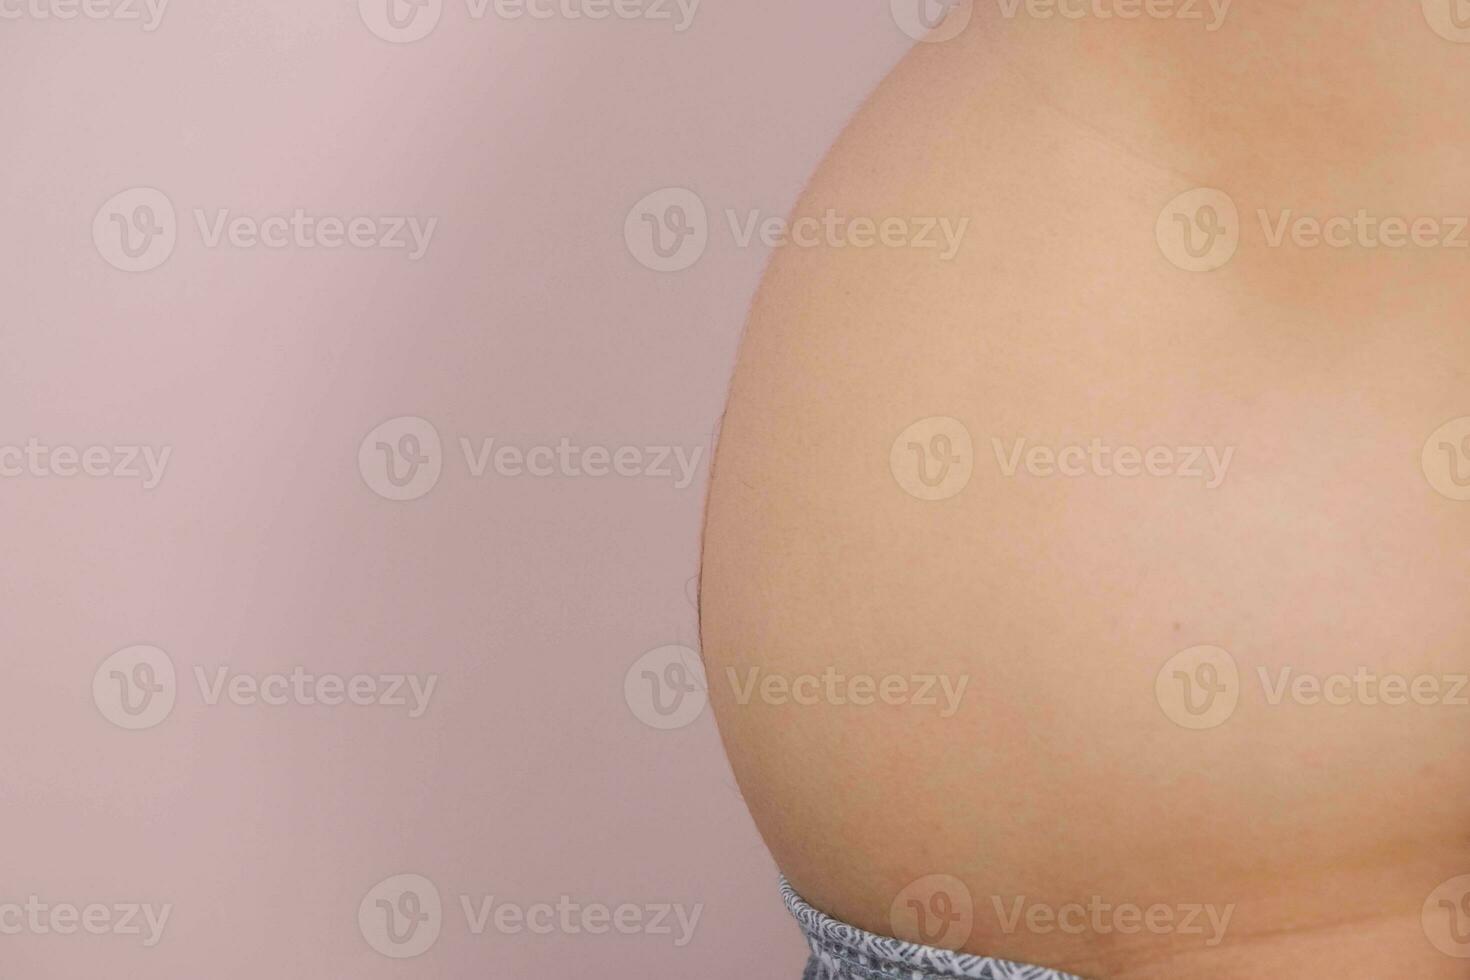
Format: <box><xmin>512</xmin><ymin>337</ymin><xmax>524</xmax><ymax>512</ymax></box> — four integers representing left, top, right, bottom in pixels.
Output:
<box><xmin>781</xmin><ymin>877</ymin><xmax>1089</xmax><ymax>980</ymax></box>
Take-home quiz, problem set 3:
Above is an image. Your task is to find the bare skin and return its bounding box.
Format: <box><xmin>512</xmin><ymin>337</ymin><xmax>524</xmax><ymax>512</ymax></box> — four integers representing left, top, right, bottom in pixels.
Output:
<box><xmin>699</xmin><ymin>3</ymin><xmax>1470</xmax><ymax>977</ymax></box>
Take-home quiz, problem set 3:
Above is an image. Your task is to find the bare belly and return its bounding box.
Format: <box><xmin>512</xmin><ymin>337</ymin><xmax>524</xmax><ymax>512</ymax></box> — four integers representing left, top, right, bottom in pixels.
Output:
<box><xmin>700</xmin><ymin>6</ymin><xmax>1470</xmax><ymax>978</ymax></box>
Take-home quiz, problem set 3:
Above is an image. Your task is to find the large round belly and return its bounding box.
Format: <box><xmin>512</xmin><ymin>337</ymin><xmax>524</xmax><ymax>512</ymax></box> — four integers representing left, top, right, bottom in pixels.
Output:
<box><xmin>700</xmin><ymin>22</ymin><xmax>1470</xmax><ymax>980</ymax></box>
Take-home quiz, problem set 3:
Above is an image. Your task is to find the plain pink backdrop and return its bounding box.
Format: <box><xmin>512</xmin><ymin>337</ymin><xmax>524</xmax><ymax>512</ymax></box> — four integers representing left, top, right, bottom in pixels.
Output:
<box><xmin>0</xmin><ymin>1</ymin><xmax>912</xmax><ymax>976</ymax></box>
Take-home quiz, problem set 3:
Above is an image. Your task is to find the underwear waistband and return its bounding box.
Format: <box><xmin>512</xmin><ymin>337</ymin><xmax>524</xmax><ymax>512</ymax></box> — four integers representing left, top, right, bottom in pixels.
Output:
<box><xmin>781</xmin><ymin>876</ymin><xmax>1089</xmax><ymax>980</ymax></box>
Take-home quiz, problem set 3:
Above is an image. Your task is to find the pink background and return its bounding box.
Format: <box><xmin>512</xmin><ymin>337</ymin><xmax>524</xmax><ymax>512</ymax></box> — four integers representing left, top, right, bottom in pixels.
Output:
<box><xmin>0</xmin><ymin>1</ymin><xmax>911</xmax><ymax>976</ymax></box>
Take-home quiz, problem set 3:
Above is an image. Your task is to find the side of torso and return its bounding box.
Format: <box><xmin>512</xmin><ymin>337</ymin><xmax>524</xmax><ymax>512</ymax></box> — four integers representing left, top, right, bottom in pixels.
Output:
<box><xmin>700</xmin><ymin>8</ymin><xmax>1470</xmax><ymax>978</ymax></box>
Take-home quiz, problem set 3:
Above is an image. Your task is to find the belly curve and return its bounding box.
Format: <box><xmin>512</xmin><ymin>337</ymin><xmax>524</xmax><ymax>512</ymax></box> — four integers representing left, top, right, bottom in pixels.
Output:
<box><xmin>699</xmin><ymin>12</ymin><xmax>1470</xmax><ymax>979</ymax></box>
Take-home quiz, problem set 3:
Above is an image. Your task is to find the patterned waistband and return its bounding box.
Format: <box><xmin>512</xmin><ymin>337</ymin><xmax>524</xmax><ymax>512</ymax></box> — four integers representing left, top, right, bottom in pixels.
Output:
<box><xmin>780</xmin><ymin>877</ymin><xmax>1088</xmax><ymax>980</ymax></box>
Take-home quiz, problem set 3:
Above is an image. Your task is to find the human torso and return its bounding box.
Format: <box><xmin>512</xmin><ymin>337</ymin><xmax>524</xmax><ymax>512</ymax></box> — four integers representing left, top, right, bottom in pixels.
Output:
<box><xmin>700</xmin><ymin>6</ymin><xmax>1470</xmax><ymax>977</ymax></box>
